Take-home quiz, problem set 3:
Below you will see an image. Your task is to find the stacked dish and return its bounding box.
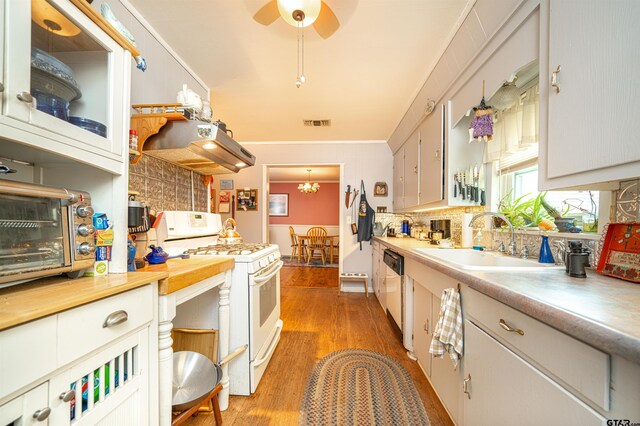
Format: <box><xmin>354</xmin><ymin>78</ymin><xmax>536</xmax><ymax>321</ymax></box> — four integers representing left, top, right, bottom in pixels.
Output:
<box><xmin>30</xmin><ymin>48</ymin><xmax>107</xmax><ymax>137</ymax></box>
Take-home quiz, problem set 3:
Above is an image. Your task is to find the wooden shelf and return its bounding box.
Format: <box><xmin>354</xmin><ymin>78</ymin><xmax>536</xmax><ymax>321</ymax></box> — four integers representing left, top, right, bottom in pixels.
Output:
<box><xmin>69</xmin><ymin>0</ymin><xmax>141</xmax><ymax>57</ymax></box>
<box><xmin>129</xmin><ymin>103</ymin><xmax>188</xmax><ymax>164</ymax></box>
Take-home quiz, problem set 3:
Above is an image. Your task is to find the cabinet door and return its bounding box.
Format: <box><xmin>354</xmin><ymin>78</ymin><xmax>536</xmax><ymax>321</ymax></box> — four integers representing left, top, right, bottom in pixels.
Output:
<box><xmin>403</xmin><ymin>131</ymin><xmax>420</xmax><ymax>209</ymax></box>
<box><xmin>419</xmin><ymin>104</ymin><xmax>445</xmax><ymax>205</ymax></box>
<box><xmin>49</xmin><ymin>329</ymin><xmax>149</xmax><ymax>426</ymax></box>
<box><xmin>412</xmin><ymin>280</ymin><xmax>432</xmax><ymax>377</ymax></box>
<box><xmin>393</xmin><ymin>147</ymin><xmax>404</xmax><ymax>211</ymax></box>
<box><xmin>3</xmin><ymin>0</ymin><xmax>126</xmax><ymax>161</ymax></box>
<box><xmin>372</xmin><ymin>247</ymin><xmax>380</xmax><ymax>299</ymax></box>
<box><xmin>464</xmin><ymin>320</ymin><xmax>605</xmax><ymax>426</ymax></box>
<box><xmin>545</xmin><ymin>0</ymin><xmax>640</xmax><ymax>180</ymax></box>
<box><xmin>0</xmin><ymin>382</ymin><xmax>50</xmax><ymax>425</ymax></box>
<box><xmin>430</xmin><ymin>294</ymin><xmax>461</xmax><ymax>424</ymax></box>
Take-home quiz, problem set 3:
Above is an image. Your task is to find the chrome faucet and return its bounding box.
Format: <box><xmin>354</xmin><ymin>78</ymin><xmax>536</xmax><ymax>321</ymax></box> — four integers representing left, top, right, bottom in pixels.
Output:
<box><xmin>469</xmin><ymin>212</ymin><xmax>517</xmax><ymax>256</ymax></box>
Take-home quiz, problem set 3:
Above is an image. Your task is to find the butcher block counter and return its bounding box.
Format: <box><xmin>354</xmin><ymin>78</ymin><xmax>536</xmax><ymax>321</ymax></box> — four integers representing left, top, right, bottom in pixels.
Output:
<box><xmin>0</xmin><ymin>271</ymin><xmax>167</xmax><ymax>331</ymax></box>
<box><xmin>136</xmin><ymin>256</ymin><xmax>235</xmax><ymax>294</ymax></box>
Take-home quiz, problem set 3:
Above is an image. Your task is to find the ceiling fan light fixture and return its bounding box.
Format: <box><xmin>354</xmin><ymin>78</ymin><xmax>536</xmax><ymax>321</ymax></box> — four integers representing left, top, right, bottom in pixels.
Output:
<box><xmin>277</xmin><ymin>0</ymin><xmax>321</xmax><ymax>27</ymax></box>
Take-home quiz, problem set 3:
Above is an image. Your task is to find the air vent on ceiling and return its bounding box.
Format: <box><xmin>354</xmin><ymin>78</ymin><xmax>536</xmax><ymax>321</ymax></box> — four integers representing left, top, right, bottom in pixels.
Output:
<box><xmin>303</xmin><ymin>119</ymin><xmax>331</xmax><ymax>127</ymax></box>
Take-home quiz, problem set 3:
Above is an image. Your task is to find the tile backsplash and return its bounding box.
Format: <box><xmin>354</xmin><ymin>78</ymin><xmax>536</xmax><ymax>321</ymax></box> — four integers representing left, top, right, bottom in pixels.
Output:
<box><xmin>129</xmin><ymin>155</ymin><xmax>208</xmax><ymax>213</ymax></box>
<box><xmin>615</xmin><ymin>179</ymin><xmax>639</xmax><ymax>222</ymax></box>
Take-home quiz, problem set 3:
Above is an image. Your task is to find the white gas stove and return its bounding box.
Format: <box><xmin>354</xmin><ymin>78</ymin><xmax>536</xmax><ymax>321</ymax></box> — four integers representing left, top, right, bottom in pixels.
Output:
<box><xmin>157</xmin><ymin>211</ymin><xmax>283</xmax><ymax>396</ymax></box>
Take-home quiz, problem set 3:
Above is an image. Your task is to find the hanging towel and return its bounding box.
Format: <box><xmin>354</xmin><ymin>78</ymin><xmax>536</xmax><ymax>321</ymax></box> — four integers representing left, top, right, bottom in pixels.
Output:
<box><xmin>429</xmin><ymin>288</ymin><xmax>463</xmax><ymax>368</ymax></box>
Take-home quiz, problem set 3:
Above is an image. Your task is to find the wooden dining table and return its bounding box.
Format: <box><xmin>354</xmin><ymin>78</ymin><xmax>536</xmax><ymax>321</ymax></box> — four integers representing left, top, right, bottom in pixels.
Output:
<box><xmin>295</xmin><ymin>234</ymin><xmax>339</xmax><ymax>264</ymax></box>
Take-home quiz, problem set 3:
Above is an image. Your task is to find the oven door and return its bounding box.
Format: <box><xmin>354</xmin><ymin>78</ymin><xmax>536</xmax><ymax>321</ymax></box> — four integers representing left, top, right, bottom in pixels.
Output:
<box><xmin>0</xmin><ymin>193</ymin><xmax>71</xmax><ymax>285</ymax></box>
<box><xmin>249</xmin><ymin>259</ymin><xmax>283</xmax><ymax>392</ymax></box>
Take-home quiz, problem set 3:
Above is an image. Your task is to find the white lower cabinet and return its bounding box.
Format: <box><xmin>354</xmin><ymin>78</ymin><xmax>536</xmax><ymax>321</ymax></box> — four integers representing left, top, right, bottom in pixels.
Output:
<box><xmin>412</xmin><ymin>282</ymin><xmax>431</xmax><ymax>377</ymax></box>
<box><xmin>0</xmin><ymin>285</ymin><xmax>155</xmax><ymax>426</ymax></box>
<box><xmin>463</xmin><ymin>319</ymin><xmax>605</xmax><ymax>426</ymax></box>
<box><xmin>0</xmin><ymin>382</ymin><xmax>50</xmax><ymax>425</ymax></box>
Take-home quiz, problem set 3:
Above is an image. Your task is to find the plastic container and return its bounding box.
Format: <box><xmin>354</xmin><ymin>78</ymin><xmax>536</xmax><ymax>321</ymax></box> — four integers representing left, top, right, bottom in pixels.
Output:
<box><xmin>69</xmin><ymin>116</ymin><xmax>107</xmax><ymax>137</ymax></box>
<box><xmin>32</xmin><ymin>89</ymin><xmax>70</xmax><ymax>121</ymax></box>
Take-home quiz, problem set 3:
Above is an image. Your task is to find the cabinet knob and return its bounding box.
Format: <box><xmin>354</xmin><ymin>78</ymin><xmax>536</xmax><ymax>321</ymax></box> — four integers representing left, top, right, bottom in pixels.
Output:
<box><xmin>103</xmin><ymin>310</ymin><xmax>129</xmax><ymax>328</ymax></box>
<box><xmin>463</xmin><ymin>374</ymin><xmax>471</xmax><ymax>399</ymax></box>
<box><xmin>435</xmin><ymin>149</ymin><xmax>440</xmax><ymax>159</ymax></box>
<box><xmin>77</xmin><ymin>223</ymin><xmax>95</xmax><ymax>237</ymax></box>
<box><xmin>551</xmin><ymin>65</ymin><xmax>561</xmax><ymax>93</ymax></box>
<box><xmin>59</xmin><ymin>389</ymin><xmax>75</xmax><ymax>402</ymax></box>
<box><xmin>413</xmin><ymin>165</ymin><xmax>418</xmax><ymax>174</ymax></box>
<box><xmin>33</xmin><ymin>407</ymin><xmax>51</xmax><ymax>421</ymax></box>
<box><xmin>17</xmin><ymin>91</ymin><xmax>34</xmax><ymax>104</ymax></box>
<box><xmin>0</xmin><ymin>82</ymin><xmax>4</xmax><ymax>92</ymax></box>
<box><xmin>499</xmin><ymin>318</ymin><xmax>524</xmax><ymax>335</ymax></box>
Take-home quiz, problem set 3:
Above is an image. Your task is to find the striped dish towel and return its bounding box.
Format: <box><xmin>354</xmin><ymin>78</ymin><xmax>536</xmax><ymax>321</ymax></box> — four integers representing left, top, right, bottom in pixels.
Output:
<box><xmin>429</xmin><ymin>287</ymin><xmax>463</xmax><ymax>368</ymax></box>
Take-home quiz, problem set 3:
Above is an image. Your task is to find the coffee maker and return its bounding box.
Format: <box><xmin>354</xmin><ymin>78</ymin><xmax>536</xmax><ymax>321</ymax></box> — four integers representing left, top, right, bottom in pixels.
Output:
<box><xmin>429</xmin><ymin>219</ymin><xmax>451</xmax><ymax>241</ymax></box>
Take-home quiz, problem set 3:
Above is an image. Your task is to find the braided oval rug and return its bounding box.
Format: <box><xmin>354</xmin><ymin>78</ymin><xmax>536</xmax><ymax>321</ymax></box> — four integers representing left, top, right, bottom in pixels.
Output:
<box><xmin>300</xmin><ymin>349</ymin><xmax>430</xmax><ymax>425</ymax></box>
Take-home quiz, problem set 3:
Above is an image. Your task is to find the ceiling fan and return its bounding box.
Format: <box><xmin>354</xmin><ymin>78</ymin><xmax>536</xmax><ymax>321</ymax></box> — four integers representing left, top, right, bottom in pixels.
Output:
<box><xmin>253</xmin><ymin>0</ymin><xmax>340</xmax><ymax>39</ymax></box>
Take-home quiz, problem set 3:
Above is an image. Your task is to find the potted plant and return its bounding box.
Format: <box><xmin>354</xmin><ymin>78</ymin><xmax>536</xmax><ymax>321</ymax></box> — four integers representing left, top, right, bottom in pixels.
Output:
<box><xmin>496</xmin><ymin>190</ymin><xmax>530</xmax><ymax>229</ymax></box>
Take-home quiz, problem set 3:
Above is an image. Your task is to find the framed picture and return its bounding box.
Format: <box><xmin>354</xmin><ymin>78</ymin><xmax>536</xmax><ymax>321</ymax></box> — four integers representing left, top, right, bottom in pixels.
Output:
<box><xmin>374</xmin><ymin>182</ymin><xmax>388</xmax><ymax>197</ymax></box>
<box><xmin>220</xmin><ymin>179</ymin><xmax>234</xmax><ymax>190</ymax></box>
<box><xmin>219</xmin><ymin>203</ymin><xmax>230</xmax><ymax>213</ymax></box>
<box><xmin>269</xmin><ymin>194</ymin><xmax>289</xmax><ymax>216</ymax></box>
<box><xmin>236</xmin><ymin>189</ymin><xmax>258</xmax><ymax>211</ymax></box>
<box><xmin>219</xmin><ymin>190</ymin><xmax>230</xmax><ymax>203</ymax></box>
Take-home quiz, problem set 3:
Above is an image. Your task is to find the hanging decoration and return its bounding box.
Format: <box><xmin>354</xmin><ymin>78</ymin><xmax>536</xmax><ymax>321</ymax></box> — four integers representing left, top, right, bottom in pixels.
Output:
<box><xmin>469</xmin><ymin>80</ymin><xmax>494</xmax><ymax>143</ymax></box>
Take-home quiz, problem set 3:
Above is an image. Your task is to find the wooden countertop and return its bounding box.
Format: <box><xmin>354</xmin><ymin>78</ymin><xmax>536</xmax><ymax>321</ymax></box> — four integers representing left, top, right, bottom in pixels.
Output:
<box><xmin>0</xmin><ymin>272</ymin><xmax>167</xmax><ymax>331</ymax></box>
<box><xmin>373</xmin><ymin>236</ymin><xmax>640</xmax><ymax>364</ymax></box>
<box><xmin>136</xmin><ymin>256</ymin><xmax>235</xmax><ymax>295</ymax></box>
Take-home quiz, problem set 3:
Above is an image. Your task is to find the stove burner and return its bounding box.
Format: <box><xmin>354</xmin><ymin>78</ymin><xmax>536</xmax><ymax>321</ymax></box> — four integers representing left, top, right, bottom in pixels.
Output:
<box><xmin>184</xmin><ymin>243</ymin><xmax>272</xmax><ymax>256</ymax></box>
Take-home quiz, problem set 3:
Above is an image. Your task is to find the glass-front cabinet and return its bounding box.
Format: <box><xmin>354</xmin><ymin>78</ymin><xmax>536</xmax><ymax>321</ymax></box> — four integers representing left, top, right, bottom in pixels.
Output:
<box><xmin>1</xmin><ymin>0</ymin><xmax>129</xmax><ymax>172</ymax></box>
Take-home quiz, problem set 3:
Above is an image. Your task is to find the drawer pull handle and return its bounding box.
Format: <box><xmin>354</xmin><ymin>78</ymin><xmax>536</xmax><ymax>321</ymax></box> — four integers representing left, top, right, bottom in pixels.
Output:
<box><xmin>103</xmin><ymin>310</ymin><xmax>129</xmax><ymax>328</ymax></box>
<box><xmin>499</xmin><ymin>319</ymin><xmax>524</xmax><ymax>335</ymax></box>
<box><xmin>17</xmin><ymin>91</ymin><xmax>34</xmax><ymax>104</ymax></box>
<box><xmin>33</xmin><ymin>407</ymin><xmax>51</xmax><ymax>421</ymax></box>
<box><xmin>59</xmin><ymin>389</ymin><xmax>75</xmax><ymax>402</ymax></box>
<box><xmin>551</xmin><ymin>65</ymin><xmax>561</xmax><ymax>93</ymax></box>
<box><xmin>463</xmin><ymin>374</ymin><xmax>471</xmax><ymax>399</ymax></box>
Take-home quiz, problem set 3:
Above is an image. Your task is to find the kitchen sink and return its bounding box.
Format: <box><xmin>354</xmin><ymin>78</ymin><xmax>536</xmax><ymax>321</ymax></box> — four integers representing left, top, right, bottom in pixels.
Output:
<box><xmin>411</xmin><ymin>248</ymin><xmax>564</xmax><ymax>272</ymax></box>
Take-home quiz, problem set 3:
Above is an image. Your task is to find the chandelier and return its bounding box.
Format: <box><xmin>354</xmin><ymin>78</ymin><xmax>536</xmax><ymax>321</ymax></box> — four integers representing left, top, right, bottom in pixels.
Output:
<box><xmin>298</xmin><ymin>169</ymin><xmax>320</xmax><ymax>193</ymax></box>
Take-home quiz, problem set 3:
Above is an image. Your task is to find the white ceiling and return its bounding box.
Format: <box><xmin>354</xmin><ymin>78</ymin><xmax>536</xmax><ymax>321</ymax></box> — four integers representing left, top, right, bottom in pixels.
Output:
<box><xmin>268</xmin><ymin>165</ymin><xmax>340</xmax><ymax>182</ymax></box>
<box><xmin>128</xmin><ymin>0</ymin><xmax>470</xmax><ymax>142</ymax></box>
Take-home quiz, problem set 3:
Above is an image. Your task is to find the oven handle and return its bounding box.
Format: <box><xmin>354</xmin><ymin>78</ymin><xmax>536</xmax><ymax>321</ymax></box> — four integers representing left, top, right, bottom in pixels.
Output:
<box><xmin>253</xmin><ymin>320</ymin><xmax>283</xmax><ymax>368</ymax></box>
<box><xmin>252</xmin><ymin>261</ymin><xmax>283</xmax><ymax>285</ymax></box>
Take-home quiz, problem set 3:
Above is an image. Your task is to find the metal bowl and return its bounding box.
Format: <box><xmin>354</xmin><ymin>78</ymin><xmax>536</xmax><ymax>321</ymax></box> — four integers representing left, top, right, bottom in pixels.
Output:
<box><xmin>172</xmin><ymin>351</ymin><xmax>221</xmax><ymax>412</ymax></box>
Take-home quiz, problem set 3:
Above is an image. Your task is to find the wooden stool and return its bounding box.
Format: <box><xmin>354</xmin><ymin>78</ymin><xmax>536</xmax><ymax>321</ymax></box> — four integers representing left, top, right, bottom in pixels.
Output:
<box><xmin>339</xmin><ymin>273</ymin><xmax>369</xmax><ymax>296</ymax></box>
<box><xmin>171</xmin><ymin>383</ymin><xmax>223</xmax><ymax>426</ymax></box>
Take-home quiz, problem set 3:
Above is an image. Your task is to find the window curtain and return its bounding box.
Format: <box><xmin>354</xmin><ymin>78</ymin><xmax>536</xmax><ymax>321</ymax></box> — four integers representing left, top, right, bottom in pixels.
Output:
<box><xmin>484</xmin><ymin>84</ymin><xmax>539</xmax><ymax>166</ymax></box>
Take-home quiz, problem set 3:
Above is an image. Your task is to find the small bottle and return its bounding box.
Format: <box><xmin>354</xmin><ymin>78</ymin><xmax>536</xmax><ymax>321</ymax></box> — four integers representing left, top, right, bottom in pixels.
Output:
<box><xmin>473</xmin><ymin>229</ymin><xmax>485</xmax><ymax>251</ymax></box>
<box><xmin>129</xmin><ymin>129</ymin><xmax>138</xmax><ymax>151</ymax></box>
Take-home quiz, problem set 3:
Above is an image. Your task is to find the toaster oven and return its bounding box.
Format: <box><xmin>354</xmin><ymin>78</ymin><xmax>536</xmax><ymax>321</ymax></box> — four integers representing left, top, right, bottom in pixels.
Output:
<box><xmin>0</xmin><ymin>180</ymin><xmax>96</xmax><ymax>286</ymax></box>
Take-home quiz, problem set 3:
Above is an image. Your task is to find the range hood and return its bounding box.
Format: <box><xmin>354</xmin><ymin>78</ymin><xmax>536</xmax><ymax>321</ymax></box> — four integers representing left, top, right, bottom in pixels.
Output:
<box><xmin>143</xmin><ymin>120</ymin><xmax>256</xmax><ymax>174</ymax></box>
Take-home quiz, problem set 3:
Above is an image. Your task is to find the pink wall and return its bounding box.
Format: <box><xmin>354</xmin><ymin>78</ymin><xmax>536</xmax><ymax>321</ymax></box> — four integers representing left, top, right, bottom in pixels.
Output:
<box><xmin>269</xmin><ymin>182</ymin><xmax>339</xmax><ymax>225</ymax></box>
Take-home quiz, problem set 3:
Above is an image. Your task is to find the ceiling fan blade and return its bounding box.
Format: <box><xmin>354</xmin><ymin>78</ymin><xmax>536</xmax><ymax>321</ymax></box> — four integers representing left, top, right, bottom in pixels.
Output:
<box><xmin>253</xmin><ymin>0</ymin><xmax>280</xmax><ymax>26</ymax></box>
<box><xmin>313</xmin><ymin>1</ymin><xmax>340</xmax><ymax>39</ymax></box>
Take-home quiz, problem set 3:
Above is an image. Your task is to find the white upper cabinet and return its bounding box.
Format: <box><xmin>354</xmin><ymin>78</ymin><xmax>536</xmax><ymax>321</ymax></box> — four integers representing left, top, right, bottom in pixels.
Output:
<box><xmin>1</xmin><ymin>0</ymin><xmax>130</xmax><ymax>174</ymax></box>
<box><xmin>393</xmin><ymin>147</ymin><xmax>404</xmax><ymax>212</ymax></box>
<box><xmin>419</xmin><ymin>104</ymin><xmax>445</xmax><ymax>205</ymax></box>
<box><xmin>539</xmin><ymin>0</ymin><xmax>640</xmax><ymax>189</ymax></box>
<box><xmin>403</xmin><ymin>130</ymin><xmax>420</xmax><ymax>208</ymax></box>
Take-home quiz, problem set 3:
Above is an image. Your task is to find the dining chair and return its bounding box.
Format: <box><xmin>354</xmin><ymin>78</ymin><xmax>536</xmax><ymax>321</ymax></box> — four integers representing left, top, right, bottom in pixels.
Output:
<box><xmin>306</xmin><ymin>226</ymin><xmax>328</xmax><ymax>265</ymax></box>
<box><xmin>289</xmin><ymin>226</ymin><xmax>305</xmax><ymax>262</ymax></box>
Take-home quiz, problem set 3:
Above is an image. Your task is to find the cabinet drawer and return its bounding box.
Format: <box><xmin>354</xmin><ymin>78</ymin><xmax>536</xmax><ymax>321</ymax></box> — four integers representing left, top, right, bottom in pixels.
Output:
<box><xmin>0</xmin><ymin>316</ymin><xmax>56</xmax><ymax>400</ymax></box>
<box><xmin>463</xmin><ymin>287</ymin><xmax>610</xmax><ymax>411</ymax></box>
<box><xmin>57</xmin><ymin>286</ymin><xmax>152</xmax><ymax>366</ymax></box>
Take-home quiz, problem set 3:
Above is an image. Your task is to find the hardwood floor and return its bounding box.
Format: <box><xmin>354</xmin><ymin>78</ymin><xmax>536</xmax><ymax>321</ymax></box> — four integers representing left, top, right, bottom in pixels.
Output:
<box><xmin>184</xmin><ymin>271</ymin><xmax>453</xmax><ymax>426</ymax></box>
<box><xmin>280</xmin><ymin>265</ymin><xmax>339</xmax><ymax>288</ymax></box>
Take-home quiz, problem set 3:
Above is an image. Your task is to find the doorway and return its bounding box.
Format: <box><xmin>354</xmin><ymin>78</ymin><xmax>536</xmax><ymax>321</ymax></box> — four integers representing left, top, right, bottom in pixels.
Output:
<box><xmin>262</xmin><ymin>164</ymin><xmax>343</xmax><ymax>272</ymax></box>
